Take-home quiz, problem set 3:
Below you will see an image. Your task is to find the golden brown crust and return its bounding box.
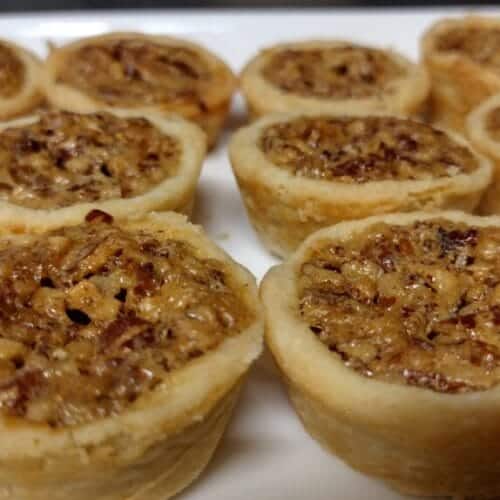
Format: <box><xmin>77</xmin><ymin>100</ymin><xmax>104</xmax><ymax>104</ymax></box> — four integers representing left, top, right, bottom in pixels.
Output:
<box><xmin>0</xmin><ymin>40</ymin><xmax>43</xmax><ymax>120</ymax></box>
<box><xmin>466</xmin><ymin>93</ymin><xmax>500</xmax><ymax>214</ymax></box>
<box><xmin>422</xmin><ymin>15</ymin><xmax>500</xmax><ymax>132</ymax></box>
<box><xmin>0</xmin><ymin>109</ymin><xmax>206</xmax><ymax>232</ymax></box>
<box><xmin>229</xmin><ymin>112</ymin><xmax>492</xmax><ymax>257</ymax></box>
<box><xmin>41</xmin><ymin>32</ymin><xmax>237</xmax><ymax>148</ymax></box>
<box><xmin>0</xmin><ymin>211</ymin><xmax>263</xmax><ymax>499</ymax></box>
<box><xmin>261</xmin><ymin>210</ymin><xmax>500</xmax><ymax>498</ymax></box>
<box><xmin>241</xmin><ymin>40</ymin><xmax>429</xmax><ymax>119</ymax></box>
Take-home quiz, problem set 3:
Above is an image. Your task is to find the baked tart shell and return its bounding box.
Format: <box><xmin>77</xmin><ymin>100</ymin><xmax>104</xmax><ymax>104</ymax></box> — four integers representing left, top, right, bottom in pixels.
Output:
<box><xmin>466</xmin><ymin>93</ymin><xmax>500</xmax><ymax>215</ymax></box>
<box><xmin>229</xmin><ymin>112</ymin><xmax>492</xmax><ymax>258</ymax></box>
<box><xmin>41</xmin><ymin>32</ymin><xmax>237</xmax><ymax>148</ymax></box>
<box><xmin>261</xmin><ymin>210</ymin><xmax>500</xmax><ymax>498</ymax></box>
<box><xmin>422</xmin><ymin>16</ymin><xmax>500</xmax><ymax>132</ymax></box>
<box><xmin>240</xmin><ymin>40</ymin><xmax>430</xmax><ymax>119</ymax></box>
<box><xmin>0</xmin><ymin>211</ymin><xmax>263</xmax><ymax>500</ymax></box>
<box><xmin>0</xmin><ymin>40</ymin><xmax>44</xmax><ymax>120</ymax></box>
<box><xmin>0</xmin><ymin>109</ymin><xmax>206</xmax><ymax>233</ymax></box>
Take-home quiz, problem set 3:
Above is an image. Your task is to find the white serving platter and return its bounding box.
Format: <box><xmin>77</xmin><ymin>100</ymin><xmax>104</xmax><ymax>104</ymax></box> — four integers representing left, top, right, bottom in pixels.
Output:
<box><xmin>3</xmin><ymin>7</ymin><xmax>500</xmax><ymax>499</ymax></box>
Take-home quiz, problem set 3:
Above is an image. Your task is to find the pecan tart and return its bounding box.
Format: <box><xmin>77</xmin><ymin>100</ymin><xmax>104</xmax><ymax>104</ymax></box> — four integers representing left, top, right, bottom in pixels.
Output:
<box><xmin>0</xmin><ymin>39</ymin><xmax>43</xmax><ymax>120</ymax></box>
<box><xmin>262</xmin><ymin>210</ymin><xmax>500</xmax><ymax>497</ymax></box>
<box><xmin>229</xmin><ymin>112</ymin><xmax>492</xmax><ymax>257</ymax></box>
<box><xmin>0</xmin><ymin>109</ymin><xmax>205</xmax><ymax>233</ymax></box>
<box><xmin>240</xmin><ymin>40</ymin><xmax>429</xmax><ymax>119</ymax></box>
<box><xmin>42</xmin><ymin>32</ymin><xmax>236</xmax><ymax>148</ymax></box>
<box><xmin>466</xmin><ymin>93</ymin><xmax>500</xmax><ymax>215</ymax></box>
<box><xmin>0</xmin><ymin>210</ymin><xmax>262</xmax><ymax>500</ymax></box>
<box><xmin>422</xmin><ymin>16</ymin><xmax>500</xmax><ymax>131</ymax></box>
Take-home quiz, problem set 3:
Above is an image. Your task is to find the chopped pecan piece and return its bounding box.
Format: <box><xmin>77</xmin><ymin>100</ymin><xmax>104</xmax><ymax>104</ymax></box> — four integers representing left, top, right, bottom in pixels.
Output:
<box><xmin>85</xmin><ymin>209</ymin><xmax>114</xmax><ymax>224</ymax></box>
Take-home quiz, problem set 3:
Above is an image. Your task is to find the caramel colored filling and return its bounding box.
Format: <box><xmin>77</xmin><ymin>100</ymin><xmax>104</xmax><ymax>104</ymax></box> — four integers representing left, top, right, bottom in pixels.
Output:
<box><xmin>486</xmin><ymin>106</ymin><xmax>500</xmax><ymax>142</ymax></box>
<box><xmin>58</xmin><ymin>39</ymin><xmax>213</xmax><ymax>110</ymax></box>
<box><xmin>299</xmin><ymin>220</ymin><xmax>500</xmax><ymax>393</ymax></box>
<box><xmin>261</xmin><ymin>117</ymin><xmax>476</xmax><ymax>182</ymax></box>
<box><xmin>436</xmin><ymin>26</ymin><xmax>500</xmax><ymax>71</ymax></box>
<box><xmin>262</xmin><ymin>46</ymin><xmax>404</xmax><ymax>99</ymax></box>
<box><xmin>0</xmin><ymin>111</ymin><xmax>180</xmax><ymax>209</ymax></box>
<box><xmin>0</xmin><ymin>43</ymin><xmax>24</xmax><ymax>98</ymax></box>
<box><xmin>0</xmin><ymin>213</ymin><xmax>251</xmax><ymax>427</ymax></box>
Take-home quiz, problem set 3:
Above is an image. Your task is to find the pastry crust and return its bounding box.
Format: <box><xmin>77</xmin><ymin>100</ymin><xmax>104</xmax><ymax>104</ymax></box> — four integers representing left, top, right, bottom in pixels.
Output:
<box><xmin>0</xmin><ymin>210</ymin><xmax>263</xmax><ymax>499</ymax></box>
<box><xmin>0</xmin><ymin>39</ymin><xmax>43</xmax><ymax>120</ymax></box>
<box><xmin>0</xmin><ymin>109</ymin><xmax>206</xmax><ymax>233</ymax></box>
<box><xmin>41</xmin><ymin>32</ymin><xmax>237</xmax><ymax>148</ymax></box>
<box><xmin>422</xmin><ymin>16</ymin><xmax>500</xmax><ymax>132</ymax></box>
<box><xmin>466</xmin><ymin>93</ymin><xmax>500</xmax><ymax>214</ymax></box>
<box><xmin>261</xmin><ymin>210</ymin><xmax>500</xmax><ymax>498</ymax></box>
<box><xmin>229</xmin><ymin>112</ymin><xmax>492</xmax><ymax>257</ymax></box>
<box><xmin>240</xmin><ymin>40</ymin><xmax>429</xmax><ymax>119</ymax></box>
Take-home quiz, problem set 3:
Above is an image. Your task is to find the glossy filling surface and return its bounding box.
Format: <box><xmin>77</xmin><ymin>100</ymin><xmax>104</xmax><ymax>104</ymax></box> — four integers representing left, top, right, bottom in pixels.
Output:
<box><xmin>0</xmin><ymin>213</ymin><xmax>251</xmax><ymax>427</ymax></box>
<box><xmin>0</xmin><ymin>111</ymin><xmax>180</xmax><ymax>209</ymax></box>
<box><xmin>436</xmin><ymin>26</ymin><xmax>500</xmax><ymax>71</ymax></box>
<box><xmin>261</xmin><ymin>46</ymin><xmax>404</xmax><ymax>99</ymax></box>
<box><xmin>0</xmin><ymin>43</ymin><xmax>25</xmax><ymax>98</ymax></box>
<box><xmin>299</xmin><ymin>220</ymin><xmax>500</xmax><ymax>393</ymax></box>
<box><xmin>260</xmin><ymin>117</ymin><xmax>477</xmax><ymax>182</ymax></box>
<box><xmin>57</xmin><ymin>39</ymin><xmax>214</xmax><ymax>110</ymax></box>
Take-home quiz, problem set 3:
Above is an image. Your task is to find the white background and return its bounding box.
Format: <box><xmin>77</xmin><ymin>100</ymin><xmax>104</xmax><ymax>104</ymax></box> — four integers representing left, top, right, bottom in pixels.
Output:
<box><xmin>7</xmin><ymin>8</ymin><xmax>500</xmax><ymax>498</ymax></box>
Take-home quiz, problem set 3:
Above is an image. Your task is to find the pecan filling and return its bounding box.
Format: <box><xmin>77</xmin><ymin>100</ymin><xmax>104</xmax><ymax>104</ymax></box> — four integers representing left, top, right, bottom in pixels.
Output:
<box><xmin>299</xmin><ymin>220</ymin><xmax>500</xmax><ymax>393</ymax></box>
<box><xmin>0</xmin><ymin>111</ymin><xmax>180</xmax><ymax>209</ymax></box>
<box><xmin>262</xmin><ymin>46</ymin><xmax>404</xmax><ymax>99</ymax></box>
<box><xmin>0</xmin><ymin>215</ymin><xmax>251</xmax><ymax>427</ymax></box>
<box><xmin>57</xmin><ymin>39</ymin><xmax>212</xmax><ymax>109</ymax></box>
<box><xmin>260</xmin><ymin>117</ymin><xmax>476</xmax><ymax>182</ymax></box>
<box><xmin>436</xmin><ymin>27</ymin><xmax>500</xmax><ymax>71</ymax></box>
<box><xmin>486</xmin><ymin>106</ymin><xmax>500</xmax><ymax>142</ymax></box>
<box><xmin>0</xmin><ymin>43</ymin><xmax>24</xmax><ymax>98</ymax></box>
